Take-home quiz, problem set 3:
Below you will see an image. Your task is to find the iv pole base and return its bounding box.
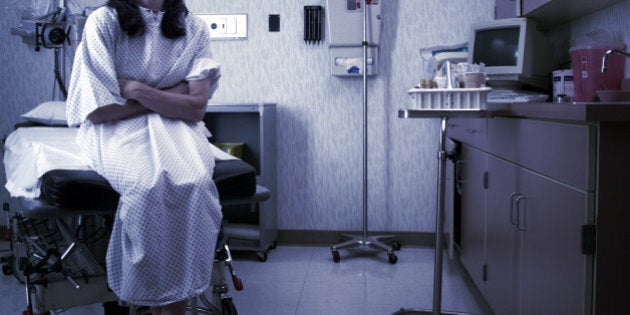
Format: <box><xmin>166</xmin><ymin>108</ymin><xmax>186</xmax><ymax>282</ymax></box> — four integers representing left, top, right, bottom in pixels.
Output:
<box><xmin>330</xmin><ymin>234</ymin><xmax>401</xmax><ymax>264</ymax></box>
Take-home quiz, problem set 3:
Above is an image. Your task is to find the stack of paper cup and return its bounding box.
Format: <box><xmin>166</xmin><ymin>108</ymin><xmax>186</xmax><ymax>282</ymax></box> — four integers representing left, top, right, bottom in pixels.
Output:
<box><xmin>458</xmin><ymin>72</ymin><xmax>486</xmax><ymax>88</ymax></box>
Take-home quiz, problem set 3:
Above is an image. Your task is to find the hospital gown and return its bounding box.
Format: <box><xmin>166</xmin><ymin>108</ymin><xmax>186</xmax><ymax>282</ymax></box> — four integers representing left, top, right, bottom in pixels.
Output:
<box><xmin>66</xmin><ymin>6</ymin><xmax>222</xmax><ymax>306</ymax></box>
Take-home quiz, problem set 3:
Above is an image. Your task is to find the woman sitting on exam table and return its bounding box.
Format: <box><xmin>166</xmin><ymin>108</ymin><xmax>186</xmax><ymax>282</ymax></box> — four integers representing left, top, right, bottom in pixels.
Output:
<box><xmin>66</xmin><ymin>0</ymin><xmax>222</xmax><ymax>314</ymax></box>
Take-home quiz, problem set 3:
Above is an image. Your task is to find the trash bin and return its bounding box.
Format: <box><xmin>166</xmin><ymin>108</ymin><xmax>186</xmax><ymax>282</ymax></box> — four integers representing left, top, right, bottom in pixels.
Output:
<box><xmin>569</xmin><ymin>39</ymin><xmax>625</xmax><ymax>102</ymax></box>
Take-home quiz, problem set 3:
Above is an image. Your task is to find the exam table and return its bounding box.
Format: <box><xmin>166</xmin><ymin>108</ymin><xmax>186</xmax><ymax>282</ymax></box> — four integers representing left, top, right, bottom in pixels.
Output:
<box><xmin>3</xmin><ymin>124</ymin><xmax>270</xmax><ymax>315</ymax></box>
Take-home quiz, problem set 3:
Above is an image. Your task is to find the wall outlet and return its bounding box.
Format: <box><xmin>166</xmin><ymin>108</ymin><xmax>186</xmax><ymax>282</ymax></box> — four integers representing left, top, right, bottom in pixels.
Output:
<box><xmin>269</xmin><ymin>14</ymin><xmax>280</xmax><ymax>32</ymax></box>
<box><xmin>197</xmin><ymin>14</ymin><xmax>248</xmax><ymax>40</ymax></box>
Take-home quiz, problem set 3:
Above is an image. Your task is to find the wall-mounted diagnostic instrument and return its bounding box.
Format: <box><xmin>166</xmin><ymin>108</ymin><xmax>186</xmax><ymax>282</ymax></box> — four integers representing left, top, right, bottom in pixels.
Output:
<box><xmin>326</xmin><ymin>0</ymin><xmax>382</xmax><ymax>76</ymax></box>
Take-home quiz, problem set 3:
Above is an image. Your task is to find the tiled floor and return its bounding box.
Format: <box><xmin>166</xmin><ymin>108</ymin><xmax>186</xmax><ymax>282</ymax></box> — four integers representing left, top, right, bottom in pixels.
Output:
<box><xmin>0</xmin><ymin>245</ymin><xmax>493</xmax><ymax>315</ymax></box>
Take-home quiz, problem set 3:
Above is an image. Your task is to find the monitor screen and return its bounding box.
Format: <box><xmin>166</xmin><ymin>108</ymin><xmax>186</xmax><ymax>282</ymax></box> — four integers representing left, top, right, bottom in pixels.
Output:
<box><xmin>468</xmin><ymin>18</ymin><xmax>552</xmax><ymax>91</ymax></box>
<box><xmin>472</xmin><ymin>27</ymin><xmax>520</xmax><ymax>67</ymax></box>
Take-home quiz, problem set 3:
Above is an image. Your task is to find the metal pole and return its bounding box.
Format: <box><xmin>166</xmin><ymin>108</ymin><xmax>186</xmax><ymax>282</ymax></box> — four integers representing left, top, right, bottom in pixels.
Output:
<box><xmin>432</xmin><ymin>117</ymin><xmax>448</xmax><ymax>314</ymax></box>
<box><xmin>362</xmin><ymin>0</ymin><xmax>369</xmax><ymax>240</ymax></box>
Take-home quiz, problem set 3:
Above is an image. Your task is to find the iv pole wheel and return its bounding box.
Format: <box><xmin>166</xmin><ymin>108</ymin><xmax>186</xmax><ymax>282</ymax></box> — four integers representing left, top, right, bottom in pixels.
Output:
<box><xmin>332</xmin><ymin>250</ymin><xmax>341</xmax><ymax>263</ymax></box>
<box><xmin>388</xmin><ymin>252</ymin><xmax>398</xmax><ymax>264</ymax></box>
<box><xmin>390</xmin><ymin>240</ymin><xmax>402</xmax><ymax>251</ymax></box>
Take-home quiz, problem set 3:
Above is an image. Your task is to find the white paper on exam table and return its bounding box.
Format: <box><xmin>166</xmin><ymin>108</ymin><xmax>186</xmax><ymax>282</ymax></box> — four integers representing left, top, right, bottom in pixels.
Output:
<box><xmin>4</xmin><ymin>126</ymin><xmax>236</xmax><ymax>198</ymax></box>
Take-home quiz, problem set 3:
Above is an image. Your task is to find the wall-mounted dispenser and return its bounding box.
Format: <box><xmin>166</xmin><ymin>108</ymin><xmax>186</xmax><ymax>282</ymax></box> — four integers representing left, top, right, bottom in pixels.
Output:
<box><xmin>326</xmin><ymin>0</ymin><xmax>382</xmax><ymax>76</ymax></box>
<box><xmin>304</xmin><ymin>6</ymin><xmax>323</xmax><ymax>44</ymax></box>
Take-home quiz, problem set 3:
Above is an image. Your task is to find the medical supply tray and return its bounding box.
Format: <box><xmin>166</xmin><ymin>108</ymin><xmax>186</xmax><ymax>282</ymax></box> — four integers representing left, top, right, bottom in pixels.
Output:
<box><xmin>408</xmin><ymin>87</ymin><xmax>491</xmax><ymax>110</ymax></box>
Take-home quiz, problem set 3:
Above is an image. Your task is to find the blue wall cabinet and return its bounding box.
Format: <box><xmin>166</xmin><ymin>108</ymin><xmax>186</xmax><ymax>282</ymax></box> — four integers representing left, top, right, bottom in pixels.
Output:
<box><xmin>203</xmin><ymin>103</ymin><xmax>277</xmax><ymax>261</ymax></box>
<box><xmin>451</xmin><ymin>117</ymin><xmax>595</xmax><ymax>314</ymax></box>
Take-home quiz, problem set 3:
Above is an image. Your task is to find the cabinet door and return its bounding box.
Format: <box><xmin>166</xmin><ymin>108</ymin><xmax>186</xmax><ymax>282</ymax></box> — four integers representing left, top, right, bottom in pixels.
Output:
<box><xmin>518</xmin><ymin>167</ymin><xmax>588</xmax><ymax>315</ymax></box>
<box><xmin>522</xmin><ymin>0</ymin><xmax>551</xmax><ymax>15</ymax></box>
<box><xmin>486</xmin><ymin>155</ymin><xmax>589</xmax><ymax>315</ymax></box>
<box><xmin>496</xmin><ymin>0</ymin><xmax>517</xmax><ymax>19</ymax></box>
<box><xmin>447</xmin><ymin>118</ymin><xmax>487</xmax><ymax>151</ymax></box>
<box><xmin>487</xmin><ymin>117</ymin><xmax>594</xmax><ymax>192</ymax></box>
<box><xmin>485</xmin><ymin>156</ymin><xmax>520</xmax><ymax>315</ymax></box>
<box><xmin>458</xmin><ymin>144</ymin><xmax>487</xmax><ymax>292</ymax></box>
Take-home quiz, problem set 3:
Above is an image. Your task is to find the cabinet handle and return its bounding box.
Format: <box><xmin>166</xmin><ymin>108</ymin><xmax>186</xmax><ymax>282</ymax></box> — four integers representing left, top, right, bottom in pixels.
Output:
<box><xmin>510</xmin><ymin>192</ymin><xmax>519</xmax><ymax>226</ymax></box>
<box><xmin>515</xmin><ymin>195</ymin><xmax>527</xmax><ymax>231</ymax></box>
<box><xmin>455</xmin><ymin>160</ymin><xmax>464</xmax><ymax>194</ymax></box>
<box><xmin>465</xmin><ymin>129</ymin><xmax>477</xmax><ymax>134</ymax></box>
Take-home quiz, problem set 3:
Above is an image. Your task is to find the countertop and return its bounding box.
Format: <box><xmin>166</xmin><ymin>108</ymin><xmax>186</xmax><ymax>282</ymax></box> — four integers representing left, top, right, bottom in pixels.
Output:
<box><xmin>491</xmin><ymin>102</ymin><xmax>630</xmax><ymax>122</ymax></box>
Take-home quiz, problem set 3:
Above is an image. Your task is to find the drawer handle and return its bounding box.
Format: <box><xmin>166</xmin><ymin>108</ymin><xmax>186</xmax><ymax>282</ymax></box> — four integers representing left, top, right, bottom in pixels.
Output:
<box><xmin>465</xmin><ymin>129</ymin><xmax>477</xmax><ymax>134</ymax></box>
<box><xmin>455</xmin><ymin>160</ymin><xmax>464</xmax><ymax>194</ymax></box>
<box><xmin>510</xmin><ymin>193</ymin><xmax>519</xmax><ymax>226</ymax></box>
<box><xmin>515</xmin><ymin>195</ymin><xmax>527</xmax><ymax>231</ymax></box>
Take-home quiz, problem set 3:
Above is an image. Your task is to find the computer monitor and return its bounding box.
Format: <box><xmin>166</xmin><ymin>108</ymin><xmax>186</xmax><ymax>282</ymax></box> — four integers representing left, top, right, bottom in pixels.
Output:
<box><xmin>468</xmin><ymin>18</ymin><xmax>552</xmax><ymax>91</ymax></box>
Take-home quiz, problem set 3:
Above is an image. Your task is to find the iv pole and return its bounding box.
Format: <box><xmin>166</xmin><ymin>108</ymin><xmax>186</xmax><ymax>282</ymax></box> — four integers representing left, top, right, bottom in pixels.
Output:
<box><xmin>330</xmin><ymin>0</ymin><xmax>400</xmax><ymax>264</ymax></box>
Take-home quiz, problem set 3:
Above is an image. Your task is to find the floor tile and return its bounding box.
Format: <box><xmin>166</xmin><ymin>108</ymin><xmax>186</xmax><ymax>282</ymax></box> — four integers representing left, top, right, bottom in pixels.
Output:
<box><xmin>0</xmin><ymin>245</ymin><xmax>492</xmax><ymax>315</ymax></box>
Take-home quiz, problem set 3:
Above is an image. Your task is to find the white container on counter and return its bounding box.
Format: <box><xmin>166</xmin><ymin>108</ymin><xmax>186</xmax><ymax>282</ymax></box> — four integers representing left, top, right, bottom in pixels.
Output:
<box><xmin>553</xmin><ymin>69</ymin><xmax>574</xmax><ymax>100</ymax></box>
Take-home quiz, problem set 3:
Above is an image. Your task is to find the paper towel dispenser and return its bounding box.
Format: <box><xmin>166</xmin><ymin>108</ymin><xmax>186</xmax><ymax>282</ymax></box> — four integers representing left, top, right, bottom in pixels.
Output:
<box><xmin>326</xmin><ymin>0</ymin><xmax>382</xmax><ymax>76</ymax></box>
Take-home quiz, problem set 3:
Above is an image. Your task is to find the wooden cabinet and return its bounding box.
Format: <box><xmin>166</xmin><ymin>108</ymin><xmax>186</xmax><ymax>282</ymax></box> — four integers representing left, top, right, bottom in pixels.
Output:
<box><xmin>494</xmin><ymin>0</ymin><xmax>623</xmax><ymax>30</ymax></box>
<box><xmin>485</xmin><ymin>154</ymin><xmax>590</xmax><ymax>315</ymax></box>
<box><xmin>495</xmin><ymin>0</ymin><xmax>517</xmax><ymax>19</ymax></box>
<box><xmin>457</xmin><ymin>144</ymin><xmax>487</xmax><ymax>292</ymax></box>
<box><xmin>516</xmin><ymin>163</ymin><xmax>589</xmax><ymax>315</ymax></box>
<box><xmin>487</xmin><ymin>117</ymin><xmax>594</xmax><ymax>191</ymax></box>
<box><xmin>521</xmin><ymin>0</ymin><xmax>551</xmax><ymax>15</ymax></box>
<box><xmin>484</xmin><ymin>156</ymin><xmax>520</xmax><ymax>315</ymax></box>
<box><xmin>451</xmin><ymin>116</ymin><xmax>596</xmax><ymax>314</ymax></box>
<box><xmin>447</xmin><ymin>118</ymin><xmax>487</xmax><ymax>151</ymax></box>
<box><xmin>521</xmin><ymin>0</ymin><xmax>623</xmax><ymax>29</ymax></box>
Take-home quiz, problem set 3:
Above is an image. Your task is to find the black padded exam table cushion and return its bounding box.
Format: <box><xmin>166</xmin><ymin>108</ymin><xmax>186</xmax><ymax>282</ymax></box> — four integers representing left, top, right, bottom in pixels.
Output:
<box><xmin>39</xmin><ymin>159</ymin><xmax>256</xmax><ymax>211</ymax></box>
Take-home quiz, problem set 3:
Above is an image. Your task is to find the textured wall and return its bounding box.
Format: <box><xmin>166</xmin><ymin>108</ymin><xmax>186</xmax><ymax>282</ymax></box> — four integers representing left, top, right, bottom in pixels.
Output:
<box><xmin>570</xmin><ymin>0</ymin><xmax>629</xmax><ymax>75</ymax></box>
<box><xmin>1</xmin><ymin>0</ymin><xmax>62</xmax><ymax>212</ymax></box>
<box><xmin>4</xmin><ymin>1</ymin><xmax>626</xmax><ymax>233</ymax></box>
<box><xmin>0</xmin><ymin>0</ymin><xmax>102</xmax><ymax>212</ymax></box>
<box><xmin>547</xmin><ymin>0</ymin><xmax>630</xmax><ymax>75</ymax></box>
<box><xmin>186</xmin><ymin>0</ymin><xmax>495</xmax><ymax>232</ymax></box>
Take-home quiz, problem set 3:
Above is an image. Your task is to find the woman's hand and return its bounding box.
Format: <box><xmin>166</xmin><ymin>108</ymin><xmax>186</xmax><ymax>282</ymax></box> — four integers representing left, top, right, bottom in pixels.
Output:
<box><xmin>119</xmin><ymin>79</ymin><xmax>190</xmax><ymax>99</ymax></box>
<box><xmin>86</xmin><ymin>100</ymin><xmax>150</xmax><ymax>124</ymax></box>
<box><xmin>118</xmin><ymin>79</ymin><xmax>143</xmax><ymax>100</ymax></box>
<box><xmin>116</xmin><ymin>78</ymin><xmax>210</xmax><ymax>123</ymax></box>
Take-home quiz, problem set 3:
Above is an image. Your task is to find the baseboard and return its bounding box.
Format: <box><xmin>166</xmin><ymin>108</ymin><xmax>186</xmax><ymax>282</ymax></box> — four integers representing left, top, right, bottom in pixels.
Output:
<box><xmin>276</xmin><ymin>230</ymin><xmax>435</xmax><ymax>247</ymax></box>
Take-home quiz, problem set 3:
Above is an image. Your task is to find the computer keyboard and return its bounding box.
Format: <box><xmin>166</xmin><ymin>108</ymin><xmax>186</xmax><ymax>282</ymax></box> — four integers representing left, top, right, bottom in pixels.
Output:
<box><xmin>487</xmin><ymin>90</ymin><xmax>549</xmax><ymax>103</ymax></box>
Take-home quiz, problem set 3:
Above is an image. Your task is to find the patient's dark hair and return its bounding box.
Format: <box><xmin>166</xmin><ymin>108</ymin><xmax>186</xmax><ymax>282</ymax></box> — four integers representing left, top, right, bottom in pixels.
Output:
<box><xmin>106</xmin><ymin>0</ymin><xmax>188</xmax><ymax>39</ymax></box>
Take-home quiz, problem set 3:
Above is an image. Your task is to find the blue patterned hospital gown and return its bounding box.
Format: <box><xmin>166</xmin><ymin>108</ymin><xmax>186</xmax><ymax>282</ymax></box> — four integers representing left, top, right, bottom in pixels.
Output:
<box><xmin>66</xmin><ymin>6</ymin><xmax>222</xmax><ymax>306</ymax></box>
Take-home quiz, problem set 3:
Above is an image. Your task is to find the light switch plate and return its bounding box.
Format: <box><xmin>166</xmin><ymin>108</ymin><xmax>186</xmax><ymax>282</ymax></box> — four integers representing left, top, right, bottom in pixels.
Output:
<box><xmin>197</xmin><ymin>14</ymin><xmax>248</xmax><ymax>40</ymax></box>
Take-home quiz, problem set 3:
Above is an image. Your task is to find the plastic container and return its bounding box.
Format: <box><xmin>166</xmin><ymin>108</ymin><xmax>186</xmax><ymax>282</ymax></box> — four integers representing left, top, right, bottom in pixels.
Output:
<box><xmin>569</xmin><ymin>43</ymin><xmax>625</xmax><ymax>102</ymax></box>
<box><xmin>552</xmin><ymin>69</ymin><xmax>574</xmax><ymax>100</ymax></box>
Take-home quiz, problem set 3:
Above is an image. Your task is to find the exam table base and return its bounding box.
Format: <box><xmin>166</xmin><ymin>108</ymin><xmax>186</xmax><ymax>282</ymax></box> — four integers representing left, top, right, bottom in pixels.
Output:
<box><xmin>8</xmin><ymin>216</ymin><xmax>242</xmax><ymax>315</ymax></box>
<box><xmin>5</xmin><ymin>187</ymin><xmax>271</xmax><ymax>315</ymax></box>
